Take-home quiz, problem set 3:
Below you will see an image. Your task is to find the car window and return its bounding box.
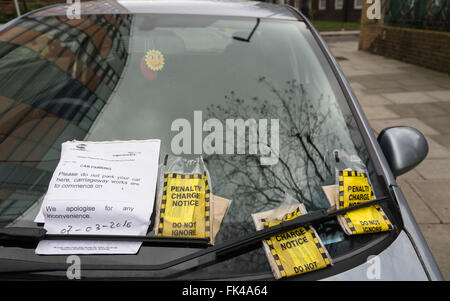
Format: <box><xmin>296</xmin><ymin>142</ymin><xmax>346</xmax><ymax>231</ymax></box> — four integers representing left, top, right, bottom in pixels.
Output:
<box><xmin>0</xmin><ymin>13</ymin><xmax>391</xmax><ymax>279</ymax></box>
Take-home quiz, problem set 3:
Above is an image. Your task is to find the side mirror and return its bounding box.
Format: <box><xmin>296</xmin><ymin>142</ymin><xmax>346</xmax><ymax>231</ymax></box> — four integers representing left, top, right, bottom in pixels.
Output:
<box><xmin>378</xmin><ymin>126</ymin><xmax>428</xmax><ymax>178</ymax></box>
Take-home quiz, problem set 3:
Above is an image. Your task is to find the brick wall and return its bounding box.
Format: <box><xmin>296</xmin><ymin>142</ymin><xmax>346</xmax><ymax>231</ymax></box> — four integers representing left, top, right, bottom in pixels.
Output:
<box><xmin>364</xmin><ymin>26</ymin><xmax>450</xmax><ymax>74</ymax></box>
<box><xmin>359</xmin><ymin>2</ymin><xmax>450</xmax><ymax>75</ymax></box>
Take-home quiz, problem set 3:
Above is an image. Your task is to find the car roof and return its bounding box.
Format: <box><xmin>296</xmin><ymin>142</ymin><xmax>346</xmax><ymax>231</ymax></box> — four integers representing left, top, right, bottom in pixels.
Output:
<box><xmin>29</xmin><ymin>0</ymin><xmax>300</xmax><ymax>21</ymax></box>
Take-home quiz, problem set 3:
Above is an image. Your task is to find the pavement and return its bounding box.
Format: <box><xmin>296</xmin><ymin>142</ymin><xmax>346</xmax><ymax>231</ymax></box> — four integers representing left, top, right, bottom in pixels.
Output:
<box><xmin>325</xmin><ymin>37</ymin><xmax>450</xmax><ymax>280</ymax></box>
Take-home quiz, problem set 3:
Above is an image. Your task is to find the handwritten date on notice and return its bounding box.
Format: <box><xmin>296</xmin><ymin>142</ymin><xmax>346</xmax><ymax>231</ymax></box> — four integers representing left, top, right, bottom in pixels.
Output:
<box><xmin>60</xmin><ymin>220</ymin><xmax>132</xmax><ymax>234</ymax></box>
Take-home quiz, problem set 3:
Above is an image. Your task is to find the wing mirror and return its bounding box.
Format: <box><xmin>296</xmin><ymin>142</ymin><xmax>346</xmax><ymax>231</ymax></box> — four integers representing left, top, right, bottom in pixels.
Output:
<box><xmin>378</xmin><ymin>126</ymin><xmax>428</xmax><ymax>178</ymax></box>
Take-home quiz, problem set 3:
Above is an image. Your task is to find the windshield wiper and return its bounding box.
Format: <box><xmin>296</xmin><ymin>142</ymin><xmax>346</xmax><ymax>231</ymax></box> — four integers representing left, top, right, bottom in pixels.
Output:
<box><xmin>0</xmin><ymin>227</ymin><xmax>210</xmax><ymax>248</ymax></box>
<box><xmin>232</xmin><ymin>18</ymin><xmax>260</xmax><ymax>42</ymax></box>
<box><xmin>0</xmin><ymin>196</ymin><xmax>391</xmax><ymax>278</ymax></box>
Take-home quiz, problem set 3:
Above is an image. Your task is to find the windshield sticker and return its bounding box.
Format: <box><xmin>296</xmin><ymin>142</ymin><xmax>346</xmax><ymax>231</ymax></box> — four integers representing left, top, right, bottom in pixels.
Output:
<box><xmin>156</xmin><ymin>173</ymin><xmax>211</xmax><ymax>239</ymax></box>
<box><xmin>145</xmin><ymin>49</ymin><xmax>165</xmax><ymax>71</ymax></box>
<box><xmin>253</xmin><ymin>205</ymin><xmax>332</xmax><ymax>279</ymax></box>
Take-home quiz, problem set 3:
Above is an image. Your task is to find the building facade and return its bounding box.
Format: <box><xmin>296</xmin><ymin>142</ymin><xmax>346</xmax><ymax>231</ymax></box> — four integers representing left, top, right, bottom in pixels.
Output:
<box><xmin>265</xmin><ymin>0</ymin><xmax>363</xmax><ymax>22</ymax></box>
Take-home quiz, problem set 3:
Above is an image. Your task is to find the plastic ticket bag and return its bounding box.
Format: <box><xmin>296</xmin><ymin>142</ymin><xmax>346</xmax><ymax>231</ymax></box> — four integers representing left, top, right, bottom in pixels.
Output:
<box><xmin>252</xmin><ymin>197</ymin><xmax>332</xmax><ymax>279</ymax></box>
<box><xmin>211</xmin><ymin>194</ymin><xmax>232</xmax><ymax>245</ymax></box>
<box><xmin>326</xmin><ymin>150</ymin><xmax>393</xmax><ymax>235</ymax></box>
<box><xmin>340</xmin><ymin>205</ymin><xmax>393</xmax><ymax>235</ymax></box>
<box><xmin>337</xmin><ymin>170</ymin><xmax>373</xmax><ymax>209</ymax></box>
<box><xmin>154</xmin><ymin>156</ymin><xmax>214</xmax><ymax>241</ymax></box>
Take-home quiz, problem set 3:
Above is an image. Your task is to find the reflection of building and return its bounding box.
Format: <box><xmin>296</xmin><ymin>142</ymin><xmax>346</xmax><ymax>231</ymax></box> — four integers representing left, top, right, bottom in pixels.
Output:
<box><xmin>310</xmin><ymin>0</ymin><xmax>363</xmax><ymax>22</ymax></box>
<box><xmin>265</xmin><ymin>0</ymin><xmax>363</xmax><ymax>22</ymax></box>
<box><xmin>0</xmin><ymin>1</ymin><xmax>131</xmax><ymax>225</ymax></box>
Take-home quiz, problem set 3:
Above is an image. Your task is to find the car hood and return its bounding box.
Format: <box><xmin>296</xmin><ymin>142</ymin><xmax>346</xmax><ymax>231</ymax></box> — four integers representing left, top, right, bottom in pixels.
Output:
<box><xmin>323</xmin><ymin>230</ymin><xmax>428</xmax><ymax>280</ymax></box>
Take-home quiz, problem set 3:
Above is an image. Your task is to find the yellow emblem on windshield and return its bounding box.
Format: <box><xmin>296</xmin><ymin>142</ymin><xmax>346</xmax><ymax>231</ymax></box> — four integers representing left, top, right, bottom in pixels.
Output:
<box><xmin>144</xmin><ymin>49</ymin><xmax>165</xmax><ymax>71</ymax></box>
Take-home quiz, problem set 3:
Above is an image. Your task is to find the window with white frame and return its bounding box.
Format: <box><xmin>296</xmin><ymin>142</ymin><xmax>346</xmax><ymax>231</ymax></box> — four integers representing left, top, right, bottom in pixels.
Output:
<box><xmin>354</xmin><ymin>0</ymin><xmax>363</xmax><ymax>9</ymax></box>
<box><xmin>335</xmin><ymin>0</ymin><xmax>343</xmax><ymax>10</ymax></box>
<box><xmin>319</xmin><ymin>0</ymin><xmax>326</xmax><ymax>10</ymax></box>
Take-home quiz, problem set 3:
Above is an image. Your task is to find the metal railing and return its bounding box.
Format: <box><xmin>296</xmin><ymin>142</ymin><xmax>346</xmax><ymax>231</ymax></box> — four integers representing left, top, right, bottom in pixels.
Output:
<box><xmin>384</xmin><ymin>0</ymin><xmax>450</xmax><ymax>31</ymax></box>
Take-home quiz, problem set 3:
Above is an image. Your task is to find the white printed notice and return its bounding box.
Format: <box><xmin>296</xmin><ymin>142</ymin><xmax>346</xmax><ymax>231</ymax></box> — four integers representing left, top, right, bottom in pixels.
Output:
<box><xmin>35</xmin><ymin>139</ymin><xmax>161</xmax><ymax>255</ymax></box>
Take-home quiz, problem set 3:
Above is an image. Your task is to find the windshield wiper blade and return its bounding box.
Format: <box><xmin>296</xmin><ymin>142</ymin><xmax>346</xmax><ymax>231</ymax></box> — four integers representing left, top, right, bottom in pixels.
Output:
<box><xmin>232</xmin><ymin>18</ymin><xmax>260</xmax><ymax>42</ymax></box>
<box><xmin>0</xmin><ymin>227</ymin><xmax>209</xmax><ymax>248</ymax></box>
<box><xmin>0</xmin><ymin>197</ymin><xmax>390</xmax><ymax>277</ymax></box>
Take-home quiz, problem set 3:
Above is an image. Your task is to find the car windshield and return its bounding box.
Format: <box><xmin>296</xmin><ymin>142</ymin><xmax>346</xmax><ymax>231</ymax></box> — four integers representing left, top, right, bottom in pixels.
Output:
<box><xmin>0</xmin><ymin>12</ymin><xmax>392</xmax><ymax>279</ymax></box>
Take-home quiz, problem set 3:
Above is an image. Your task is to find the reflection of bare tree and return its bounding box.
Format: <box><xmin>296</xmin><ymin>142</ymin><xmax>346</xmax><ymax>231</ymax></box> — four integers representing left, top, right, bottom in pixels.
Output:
<box><xmin>183</xmin><ymin>78</ymin><xmax>364</xmax><ymax>278</ymax></box>
<box><xmin>203</xmin><ymin>78</ymin><xmax>356</xmax><ymax>242</ymax></box>
<box><xmin>342</xmin><ymin>113</ymin><xmax>381</xmax><ymax>197</ymax></box>
<box><xmin>183</xmin><ymin>78</ymin><xmax>357</xmax><ymax>277</ymax></box>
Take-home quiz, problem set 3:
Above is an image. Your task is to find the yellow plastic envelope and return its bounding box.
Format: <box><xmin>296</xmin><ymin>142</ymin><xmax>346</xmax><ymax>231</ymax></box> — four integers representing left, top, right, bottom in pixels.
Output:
<box><xmin>253</xmin><ymin>206</ymin><xmax>332</xmax><ymax>279</ymax></box>
<box><xmin>325</xmin><ymin>170</ymin><xmax>394</xmax><ymax>235</ymax></box>
<box><xmin>341</xmin><ymin>205</ymin><xmax>393</xmax><ymax>235</ymax></box>
<box><xmin>338</xmin><ymin>170</ymin><xmax>373</xmax><ymax>209</ymax></box>
<box><xmin>157</xmin><ymin>173</ymin><xmax>211</xmax><ymax>239</ymax></box>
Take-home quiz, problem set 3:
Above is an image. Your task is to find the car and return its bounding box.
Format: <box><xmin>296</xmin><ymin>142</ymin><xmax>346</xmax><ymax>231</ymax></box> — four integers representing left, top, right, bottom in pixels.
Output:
<box><xmin>0</xmin><ymin>0</ymin><xmax>443</xmax><ymax>280</ymax></box>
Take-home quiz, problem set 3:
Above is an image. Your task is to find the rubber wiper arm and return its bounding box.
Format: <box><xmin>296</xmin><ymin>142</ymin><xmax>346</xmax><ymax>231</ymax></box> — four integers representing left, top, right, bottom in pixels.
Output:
<box><xmin>232</xmin><ymin>18</ymin><xmax>260</xmax><ymax>42</ymax></box>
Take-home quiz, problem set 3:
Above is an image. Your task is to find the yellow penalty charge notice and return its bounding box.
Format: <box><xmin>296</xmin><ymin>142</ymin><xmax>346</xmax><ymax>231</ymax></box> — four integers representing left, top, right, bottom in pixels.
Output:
<box><xmin>322</xmin><ymin>170</ymin><xmax>393</xmax><ymax>235</ymax></box>
<box><xmin>253</xmin><ymin>205</ymin><xmax>332</xmax><ymax>279</ymax></box>
<box><xmin>157</xmin><ymin>173</ymin><xmax>211</xmax><ymax>239</ymax></box>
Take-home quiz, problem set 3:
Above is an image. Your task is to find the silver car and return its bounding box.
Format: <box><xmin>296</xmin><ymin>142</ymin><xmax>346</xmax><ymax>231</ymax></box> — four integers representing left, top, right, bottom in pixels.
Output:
<box><xmin>0</xmin><ymin>0</ymin><xmax>443</xmax><ymax>280</ymax></box>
